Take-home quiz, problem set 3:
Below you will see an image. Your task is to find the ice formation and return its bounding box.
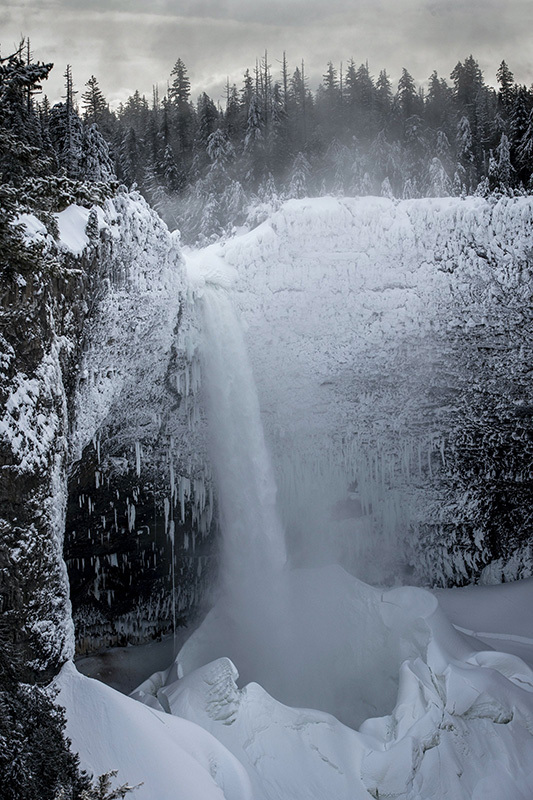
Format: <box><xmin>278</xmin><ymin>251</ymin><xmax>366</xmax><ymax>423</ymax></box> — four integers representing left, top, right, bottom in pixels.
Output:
<box><xmin>61</xmin><ymin>196</ymin><xmax>533</xmax><ymax>799</ymax></box>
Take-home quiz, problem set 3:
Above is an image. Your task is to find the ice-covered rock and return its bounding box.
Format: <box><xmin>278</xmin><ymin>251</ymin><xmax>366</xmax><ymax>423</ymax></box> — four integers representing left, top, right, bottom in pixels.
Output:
<box><xmin>206</xmin><ymin>195</ymin><xmax>533</xmax><ymax>586</ymax></box>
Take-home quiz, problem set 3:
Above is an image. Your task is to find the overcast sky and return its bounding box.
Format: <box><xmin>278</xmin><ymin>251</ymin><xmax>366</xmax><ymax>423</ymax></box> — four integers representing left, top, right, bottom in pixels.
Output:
<box><xmin>2</xmin><ymin>0</ymin><xmax>533</xmax><ymax>109</ymax></box>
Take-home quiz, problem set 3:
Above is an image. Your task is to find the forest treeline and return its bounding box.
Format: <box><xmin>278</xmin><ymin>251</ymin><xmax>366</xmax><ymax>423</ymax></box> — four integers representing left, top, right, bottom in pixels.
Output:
<box><xmin>2</xmin><ymin>40</ymin><xmax>533</xmax><ymax>243</ymax></box>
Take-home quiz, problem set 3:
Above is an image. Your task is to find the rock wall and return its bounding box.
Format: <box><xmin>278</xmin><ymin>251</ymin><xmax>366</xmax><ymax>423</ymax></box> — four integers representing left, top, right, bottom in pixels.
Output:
<box><xmin>0</xmin><ymin>192</ymin><xmax>215</xmax><ymax>676</ymax></box>
<box><xmin>210</xmin><ymin>195</ymin><xmax>533</xmax><ymax>587</ymax></box>
<box><xmin>63</xmin><ymin>193</ymin><xmax>215</xmax><ymax>655</ymax></box>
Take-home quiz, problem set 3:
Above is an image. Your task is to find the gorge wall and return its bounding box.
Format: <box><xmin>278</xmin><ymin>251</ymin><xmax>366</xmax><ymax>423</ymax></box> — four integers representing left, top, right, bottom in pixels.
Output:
<box><xmin>214</xmin><ymin>195</ymin><xmax>533</xmax><ymax>588</ymax></box>
<box><xmin>2</xmin><ymin>192</ymin><xmax>532</xmax><ymax>677</ymax></box>
<box><xmin>0</xmin><ymin>191</ymin><xmax>215</xmax><ymax>676</ymax></box>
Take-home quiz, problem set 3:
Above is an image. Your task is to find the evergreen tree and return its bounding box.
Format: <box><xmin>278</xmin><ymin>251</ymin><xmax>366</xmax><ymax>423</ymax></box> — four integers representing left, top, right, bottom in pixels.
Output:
<box><xmin>427</xmin><ymin>156</ymin><xmax>452</xmax><ymax>196</ymax></box>
<box><xmin>81</xmin><ymin>76</ymin><xmax>108</xmax><ymax>125</ymax></box>
<box><xmin>397</xmin><ymin>68</ymin><xmax>419</xmax><ymax>118</ymax></box>
<box><xmin>510</xmin><ymin>86</ymin><xmax>533</xmax><ymax>182</ymax></box>
<box><xmin>168</xmin><ymin>58</ymin><xmax>194</xmax><ymax>158</ymax></box>
<box><xmin>487</xmin><ymin>133</ymin><xmax>513</xmax><ymax>191</ymax></box>
<box><xmin>380</xmin><ymin>176</ymin><xmax>394</xmax><ymax>199</ymax></box>
<box><xmin>456</xmin><ymin>115</ymin><xmax>476</xmax><ymax>190</ymax></box>
<box><xmin>197</xmin><ymin>92</ymin><xmax>219</xmax><ymax>149</ymax></box>
<box><xmin>220</xmin><ymin>179</ymin><xmax>248</xmax><ymax>229</ymax></box>
<box><xmin>451</xmin><ymin>55</ymin><xmax>484</xmax><ymax>114</ymax></box>
<box><xmin>206</xmin><ymin>128</ymin><xmax>235</xmax><ymax>194</ymax></box>
<box><xmin>517</xmin><ymin>109</ymin><xmax>533</xmax><ymax>184</ymax></box>
<box><xmin>496</xmin><ymin>60</ymin><xmax>515</xmax><ymax>111</ymax></box>
<box><xmin>243</xmin><ymin>92</ymin><xmax>265</xmax><ymax>186</ymax></box>
<box><xmin>322</xmin><ymin>62</ymin><xmax>339</xmax><ymax>108</ymax></box>
<box><xmin>119</xmin><ymin>127</ymin><xmax>142</xmax><ymax>186</ymax></box>
<box><xmin>0</xmin><ymin>41</ymin><xmax>54</xmax><ymax>183</ymax></box>
<box><xmin>161</xmin><ymin>143</ymin><xmax>181</xmax><ymax>192</ymax></box>
<box><xmin>207</xmin><ymin>127</ymin><xmax>234</xmax><ymax>167</ymax></box>
<box><xmin>168</xmin><ymin>58</ymin><xmax>191</xmax><ymax>111</ymax></box>
<box><xmin>288</xmin><ymin>63</ymin><xmax>309</xmax><ymax>150</ymax></box>
<box><xmin>224</xmin><ymin>81</ymin><xmax>241</xmax><ymax>141</ymax></box>
<box><xmin>354</xmin><ymin>63</ymin><xmax>376</xmax><ymax>139</ymax></box>
<box><xmin>80</xmin><ymin>123</ymin><xmax>115</xmax><ymax>182</ymax></box>
<box><xmin>287</xmin><ymin>151</ymin><xmax>311</xmax><ymax>198</ymax></box>
<box><xmin>48</xmin><ymin>66</ymin><xmax>83</xmax><ymax>179</ymax></box>
<box><xmin>268</xmin><ymin>81</ymin><xmax>290</xmax><ymax>176</ymax></box>
<box><xmin>0</xmin><ymin>640</ymin><xmax>91</xmax><ymax>800</ymax></box>
<box><xmin>375</xmin><ymin>69</ymin><xmax>393</xmax><ymax>126</ymax></box>
<box><xmin>425</xmin><ymin>71</ymin><xmax>452</xmax><ymax>132</ymax></box>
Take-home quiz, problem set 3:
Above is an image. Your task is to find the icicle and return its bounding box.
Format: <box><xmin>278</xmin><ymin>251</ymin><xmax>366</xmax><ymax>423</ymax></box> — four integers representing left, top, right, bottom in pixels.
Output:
<box><xmin>128</xmin><ymin>501</ymin><xmax>136</xmax><ymax>532</ymax></box>
<box><xmin>164</xmin><ymin>496</ymin><xmax>170</xmax><ymax>536</ymax></box>
<box><xmin>170</xmin><ymin>462</ymin><xmax>175</xmax><ymax>501</ymax></box>
<box><xmin>135</xmin><ymin>441</ymin><xmax>142</xmax><ymax>477</ymax></box>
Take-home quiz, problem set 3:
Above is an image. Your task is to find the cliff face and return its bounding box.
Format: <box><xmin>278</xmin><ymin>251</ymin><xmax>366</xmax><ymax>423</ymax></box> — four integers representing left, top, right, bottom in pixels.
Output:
<box><xmin>1</xmin><ymin>213</ymin><xmax>88</xmax><ymax>680</ymax></box>
<box><xmin>3</xmin><ymin>192</ymin><xmax>533</xmax><ymax>679</ymax></box>
<box><xmin>211</xmin><ymin>195</ymin><xmax>533</xmax><ymax>588</ymax></box>
<box><xmin>0</xmin><ymin>192</ymin><xmax>214</xmax><ymax>677</ymax></box>
<box><xmin>63</xmin><ymin>194</ymin><xmax>215</xmax><ymax>655</ymax></box>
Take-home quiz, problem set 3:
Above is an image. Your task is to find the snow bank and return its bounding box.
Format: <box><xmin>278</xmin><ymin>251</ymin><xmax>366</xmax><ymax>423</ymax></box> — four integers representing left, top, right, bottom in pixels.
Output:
<box><xmin>131</xmin><ymin>566</ymin><xmax>533</xmax><ymax>800</ymax></box>
<box><xmin>56</xmin><ymin>662</ymin><xmax>252</xmax><ymax>800</ymax></box>
<box><xmin>55</xmin><ymin>204</ymin><xmax>91</xmax><ymax>254</ymax></box>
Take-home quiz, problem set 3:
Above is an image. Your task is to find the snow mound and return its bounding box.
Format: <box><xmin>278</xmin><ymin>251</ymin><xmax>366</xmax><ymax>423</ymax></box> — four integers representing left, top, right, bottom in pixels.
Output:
<box><xmin>131</xmin><ymin>566</ymin><xmax>533</xmax><ymax>800</ymax></box>
<box><xmin>56</xmin><ymin>661</ymin><xmax>252</xmax><ymax>800</ymax></box>
<box><xmin>55</xmin><ymin>204</ymin><xmax>91</xmax><ymax>253</ymax></box>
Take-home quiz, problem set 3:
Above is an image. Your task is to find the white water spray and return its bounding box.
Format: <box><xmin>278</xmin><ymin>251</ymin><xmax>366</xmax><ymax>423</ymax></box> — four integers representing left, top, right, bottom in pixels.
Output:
<box><xmin>201</xmin><ymin>284</ymin><xmax>287</xmax><ymax>583</ymax></box>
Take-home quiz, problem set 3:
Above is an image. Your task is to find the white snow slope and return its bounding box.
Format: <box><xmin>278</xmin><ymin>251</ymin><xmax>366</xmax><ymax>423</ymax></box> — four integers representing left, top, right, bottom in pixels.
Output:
<box><xmin>60</xmin><ymin>569</ymin><xmax>533</xmax><ymax>800</ymax></box>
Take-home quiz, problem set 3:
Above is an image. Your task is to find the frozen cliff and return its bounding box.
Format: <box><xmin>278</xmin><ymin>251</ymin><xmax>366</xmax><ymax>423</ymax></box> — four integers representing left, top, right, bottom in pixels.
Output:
<box><xmin>0</xmin><ymin>191</ymin><xmax>213</xmax><ymax>677</ymax></box>
<box><xmin>202</xmin><ymin>194</ymin><xmax>533</xmax><ymax>587</ymax></box>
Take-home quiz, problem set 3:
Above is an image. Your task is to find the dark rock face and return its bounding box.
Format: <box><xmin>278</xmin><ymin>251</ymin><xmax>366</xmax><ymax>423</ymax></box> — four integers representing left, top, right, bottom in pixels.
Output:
<box><xmin>65</xmin><ymin>441</ymin><xmax>216</xmax><ymax>655</ymax></box>
<box><xmin>64</xmin><ymin>350</ymin><xmax>217</xmax><ymax>656</ymax></box>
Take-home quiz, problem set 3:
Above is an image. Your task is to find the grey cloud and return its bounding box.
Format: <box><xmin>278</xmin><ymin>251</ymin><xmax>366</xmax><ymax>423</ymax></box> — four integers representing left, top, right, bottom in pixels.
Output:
<box><xmin>2</xmin><ymin>0</ymin><xmax>532</xmax><ymax>107</ymax></box>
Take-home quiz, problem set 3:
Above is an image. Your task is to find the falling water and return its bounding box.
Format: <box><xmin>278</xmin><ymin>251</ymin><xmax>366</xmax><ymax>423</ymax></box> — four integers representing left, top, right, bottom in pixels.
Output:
<box><xmin>200</xmin><ymin>284</ymin><xmax>287</xmax><ymax>587</ymax></box>
<box><xmin>179</xmin><ymin>273</ymin><xmax>399</xmax><ymax>724</ymax></box>
<box><xmin>190</xmin><ymin>282</ymin><xmax>289</xmax><ymax>689</ymax></box>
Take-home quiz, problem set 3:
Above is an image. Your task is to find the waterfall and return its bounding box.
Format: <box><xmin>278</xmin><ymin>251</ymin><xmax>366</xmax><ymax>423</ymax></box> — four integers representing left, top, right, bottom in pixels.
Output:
<box><xmin>200</xmin><ymin>285</ymin><xmax>287</xmax><ymax>593</ymax></box>
<box><xmin>179</xmin><ymin>281</ymin><xmax>291</xmax><ymax>690</ymax></box>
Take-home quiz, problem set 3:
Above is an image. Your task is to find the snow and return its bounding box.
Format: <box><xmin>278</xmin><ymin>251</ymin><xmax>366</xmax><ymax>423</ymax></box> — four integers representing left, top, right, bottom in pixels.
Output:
<box><xmin>17</xmin><ymin>211</ymin><xmax>48</xmax><ymax>244</ymax></box>
<box><xmin>128</xmin><ymin>569</ymin><xmax>533</xmax><ymax>800</ymax></box>
<box><xmin>69</xmin><ymin>192</ymin><xmax>186</xmax><ymax>460</ymax></box>
<box><xmin>200</xmin><ymin>194</ymin><xmax>533</xmax><ymax>585</ymax></box>
<box><xmin>63</xmin><ymin>575</ymin><xmax>533</xmax><ymax>799</ymax></box>
<box><xmin>436</xmin><ymin>578</ymin><xmax>533</xmax><ymax>666</ymax></box>
<box><xmin>60</xmin><ymin>195</ymin><xmax>533</xmax><ymax>799</ymax></box>
<box><xmin>55</xmin><ymin>204</ymin><xmax>91</xmax><ymax>254</ymax></box>
<box><xmin>56</xmin><ymin>662</ymin><xmax>253</xmax><ymax>800</ymax></box>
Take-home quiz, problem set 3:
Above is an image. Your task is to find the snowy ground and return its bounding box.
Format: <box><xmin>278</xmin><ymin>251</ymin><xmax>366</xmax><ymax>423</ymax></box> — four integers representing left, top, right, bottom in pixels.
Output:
<box><xmin>59</xmin><ymin>574</ymin><xmax>533</xmax><ymax>800</ymax></box>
